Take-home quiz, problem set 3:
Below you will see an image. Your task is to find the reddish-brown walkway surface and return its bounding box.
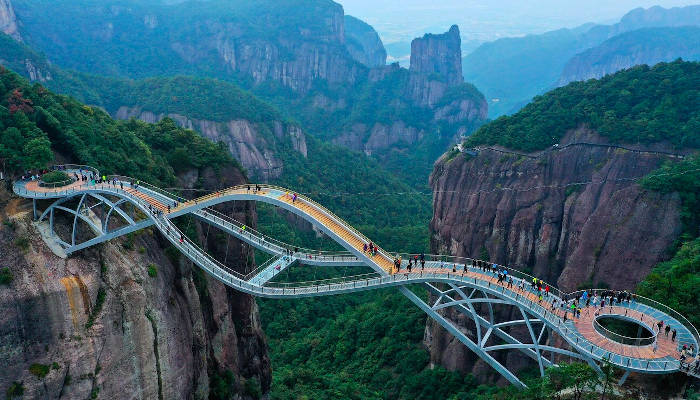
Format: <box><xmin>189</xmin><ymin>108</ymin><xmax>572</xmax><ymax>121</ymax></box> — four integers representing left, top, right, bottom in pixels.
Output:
<box><xmin>22</xmin><ymin>177</ymin><xmax>692</xmax><ymax>366</ymax></box>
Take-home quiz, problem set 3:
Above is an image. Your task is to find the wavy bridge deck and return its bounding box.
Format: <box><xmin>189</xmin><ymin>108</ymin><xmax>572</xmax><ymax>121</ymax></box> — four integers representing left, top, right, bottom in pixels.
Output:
<box><xmin>13</xmin><ymin>166</ymin><xmax>700</xmax><ymax>387</ymax></box>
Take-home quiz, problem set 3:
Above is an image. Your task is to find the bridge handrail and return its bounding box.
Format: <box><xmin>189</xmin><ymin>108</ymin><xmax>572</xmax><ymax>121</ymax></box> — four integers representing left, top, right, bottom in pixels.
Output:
<box><xmin>391</xmin><ymin>251</ymin><xmax>566</xmax><ymax>300</ymax></box>
<box><xmin>38</xmin><ymin>177</ymin><xmax>75</xmax><ymax>188</ymax></box>
<box><xmin>197</xmin><ymin>207</ymin><xmax>357</xmax><ymax>261</ymax></box>
<box><xmin>191</xmin><ymin>184</ymin><xmax>395</xmax><ymax>269</ymax></box>
<box><xmin>569</xmin><ymin>289</ymin><xmax>700</xmax><ymax>351</ymax></box>
<box><xmin>243</xmin><ymin>255</ymin><xmax>284</xmax><ymax>281</ymax></box>
<box><xmin>107</xmin><ymin>174</ymin><xmax>188</xmax><ymax>204</ymax></box>
<box><xmin>593</xmin><ymin>316</ymin><xmax>656</xmax><ymax>346</ymax></box>
<box><xmin>265</xmin><ymin>272</ymin><xmax>382</xmax><ymax>288</ymax></box>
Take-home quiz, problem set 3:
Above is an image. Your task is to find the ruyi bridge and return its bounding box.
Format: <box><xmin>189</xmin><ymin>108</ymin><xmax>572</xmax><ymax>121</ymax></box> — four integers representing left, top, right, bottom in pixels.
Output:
<box><xmin>14</xmin><ymin>165</ymin><xmax>699</xmax><ymax>387</ymax></box>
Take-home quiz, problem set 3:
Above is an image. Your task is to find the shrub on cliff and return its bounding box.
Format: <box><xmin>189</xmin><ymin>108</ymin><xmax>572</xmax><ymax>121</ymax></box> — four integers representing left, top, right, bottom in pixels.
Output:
<box><xmin>28</xmin><ymin>363</ymin><xmax>50</xmax><ymax>378</ymax></box>
<box><xmin>0</xmin><ymin>267</ymin><xmax>12</xmax><ymax>285</ymax></box>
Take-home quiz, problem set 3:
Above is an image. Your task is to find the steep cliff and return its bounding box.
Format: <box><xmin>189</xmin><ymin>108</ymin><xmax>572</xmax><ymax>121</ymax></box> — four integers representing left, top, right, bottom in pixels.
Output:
<box><xmin>328</xmin><ymin>25</ymin><xmax>486</xmax><ymax>185</ymax></box>
<box><xmin>114</xmin><ymin>105</ymin><xmax>306</xmax><ymax>181</ymax></box>
<box><xmin>407</xmin><ymin>24</ymin><xmax>463</xmax><ymax>107</ymax></box>
<box><xmin>0</xmin><ymin>169</ymin><xmax>271</xmax><ymax>400</ymax></box>
<box><xmin>343</xmin><ymin>15</ymin><xmax>386</xmax><ymax>68</ymax></box>
<box><xmin>426</xmin><ymin>128</ymin><xmax>684</xmax><ymax>378</ymax></box>
<box><xmin>13</xmin><ymin>0</ymin><xmax>363</xmax><ymax>93</ymax></box>
<box><xmin>0</xmin><ymin>0</ymin><xmax>20</xmax><ymax>41</ymax></box>
<box><xmin>0</xmin><ymin>68</ymin><xmax>272</xmax><ymax>399</ymax></box>
<box><xmin>557</xmin><ymin>26</ymin><xmax>700</xmax><ymax>86</ymax></box>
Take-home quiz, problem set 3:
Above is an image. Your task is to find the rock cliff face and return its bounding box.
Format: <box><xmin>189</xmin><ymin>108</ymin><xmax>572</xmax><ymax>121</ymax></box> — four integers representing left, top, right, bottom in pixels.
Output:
<box><xmin>0</xmin><ymin>166</ymin><xmax>271</xmax><ymax>399</ymax></box>
<box><xmin>343</xmin><ymin>15</ymin><xmax>386</xmax><ymax>68</ymax></box>
<box><xmin>0</xmin><ymin>0</ymin><xmax>20</xmax><ymax>41</ymax></box>
<box><xmin>558</xmin><ymin>26</ymin><xmax>700</xmax><ymax>86</ymax></box>
<box><xmin>114</xmin><ymin>106</ymin><xmax>307</xmax><ymax>181</ymax></box>
<box><xmin>425</xmin><ymin>128</ymin><xmax>684</xmax><ymax>378</ymax></box>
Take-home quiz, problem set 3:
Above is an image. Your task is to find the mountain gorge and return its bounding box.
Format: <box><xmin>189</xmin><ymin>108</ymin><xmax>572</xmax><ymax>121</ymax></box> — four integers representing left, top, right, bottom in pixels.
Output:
<box><xmin>8</xmin><ymin>0</ymin><xmax>486</xmax><ymax>186</ymax></box>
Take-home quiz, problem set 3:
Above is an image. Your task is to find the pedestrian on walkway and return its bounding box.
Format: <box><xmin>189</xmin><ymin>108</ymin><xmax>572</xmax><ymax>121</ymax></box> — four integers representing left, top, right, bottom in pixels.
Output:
<box><xmin>665</xmin><ymin>325</ymin><xmax>671</xmax><ymax>337</ymax></box>
<box><xmin>653</xmin><ymin>340</ymin><xmax>658</xmax><ymax>353</ymax></box>
<box><xmin>672</xmin><ymin>329</ymin><xmax>677</xmax><ymax>342</ymax></box>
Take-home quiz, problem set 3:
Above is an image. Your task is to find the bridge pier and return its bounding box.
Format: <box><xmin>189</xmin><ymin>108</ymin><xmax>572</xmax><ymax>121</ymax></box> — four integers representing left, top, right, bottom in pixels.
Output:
<box><xmin>617</xmin><ymin>370</ymin><xmax>631</xmax><ymax>385</ymax></box>
<box><xmin>33</xmin><ymin>198</ymin><xmax>37</xmax><ymax>220</ymax></box>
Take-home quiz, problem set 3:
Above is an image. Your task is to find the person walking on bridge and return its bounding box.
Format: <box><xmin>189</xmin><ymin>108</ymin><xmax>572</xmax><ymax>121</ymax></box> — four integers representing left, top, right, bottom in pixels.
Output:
<box><xmin>665</xmin><ymin>324</ymin><xmax>671</xmax><ymax>337</ymax></box>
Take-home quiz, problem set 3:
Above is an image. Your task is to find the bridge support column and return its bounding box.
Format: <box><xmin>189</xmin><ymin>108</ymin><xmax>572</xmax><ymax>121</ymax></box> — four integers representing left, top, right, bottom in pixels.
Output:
<box><xmin>33</xmin><ymin>199</ymin><xmax>37</xmax><ymax>220</ymax></box>
<box><xmin>617</xmin><ymin>370</ymin><xmax>630</xmax><ymax>385</ymax></box>
<box><xmin>49</xmin><ymin>208</ymin><xmax>54</xmax><ymax>237</ymax></box>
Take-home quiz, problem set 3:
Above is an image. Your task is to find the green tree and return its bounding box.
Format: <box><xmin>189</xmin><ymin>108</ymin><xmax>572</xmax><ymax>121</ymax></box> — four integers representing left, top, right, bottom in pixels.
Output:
<box><xmin>22</xmin><ymin>136</ymin><xmax>52</xmax><ymax>169</ymax></box>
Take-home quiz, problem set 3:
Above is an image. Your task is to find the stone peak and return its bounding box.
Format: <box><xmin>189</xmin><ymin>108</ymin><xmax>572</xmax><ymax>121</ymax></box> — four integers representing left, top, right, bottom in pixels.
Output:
<box><xmin>409</xmin><ymin>25</ymin><xmax>463</xmax><ymax>85</ymax></box>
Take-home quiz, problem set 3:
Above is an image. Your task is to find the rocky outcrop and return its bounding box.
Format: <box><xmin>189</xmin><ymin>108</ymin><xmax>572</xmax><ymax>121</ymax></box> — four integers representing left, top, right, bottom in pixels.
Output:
<box><xmin>426</xmin><ymin>128</ymin><xmax>684</xmax><ymax>379</ymax></box>
<box><xmin>343</xmin><ymin>15</ymin><xmax>386</xmax><ymax>68</ymax></box>
<box><xmin>558</xmin><ymin>26</ymin><xmax>700</xmax><ymax>86</ymax></box>
<box><xmin>0</xmin><ymin>165</ymin><xmax>270</xmax><ymax>399</ymax></box>
<box><xmin>334</xmin><ymin>121</ymin><xmax>425</xmax><ymax>155</ymax></box>
<box><xmin>172</xmin><ymin>1</ymin><xmax>359</xmax><ymax>93</ymax></box>
<box><xmin>24</xmin><ymin>59</ymin><xmax>51</xmax><ymax>82</ymax></box>
<box><xmin>210</xmin><ymin>38</ymin><xmax>362</xmax><ymax>93</ymax></box>
<box><xmin>0</xmin><ymin>0</ymin><xmax>20</xmax><ymax>41</ymax></box>
<box><xmin>114</xmin><ymin>106</ymin><xmax>307</xmax><ymax>181</ymax></box>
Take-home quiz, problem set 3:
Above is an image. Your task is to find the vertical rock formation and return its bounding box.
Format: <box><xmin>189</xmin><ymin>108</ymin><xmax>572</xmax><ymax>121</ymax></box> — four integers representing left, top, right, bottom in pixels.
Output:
<box><xmin>425</xmin><ymin>128</ymin><xmax>684</xmax><ymax>380</ymax></box>
<box><xmin>0</xmin><ymin>166</ymin><xmax>271</xmax><ymax>399</ymax></box>
<box><xmin>407</xmin><ymin>25</ymin><xmax>463</xmax><ymax>107</ymax></box>
<box><xmin>409</xmin><ymin>25</ymin><xmax>463</xmax><ymax>85</ymax></box>
<box><xmin>0</xmin><ymin>0</ymin><xmax>20</xmax><ymax>41</ymax></box>
<box><xmin>343</xmin><ymin>15</ymin><xmax>387</xmax><ymax>68</ymax></box>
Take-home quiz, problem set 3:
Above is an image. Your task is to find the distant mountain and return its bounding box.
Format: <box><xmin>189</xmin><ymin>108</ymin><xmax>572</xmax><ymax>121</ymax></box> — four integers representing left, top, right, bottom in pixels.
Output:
<box><xmin>463</xmin><ymin>5</ymin><xmax>700</xmax><ymax>117</ymax></box>
<box><xmin>558</xmin><ymin>26</ymin><xmax>700</xmax><ymax>86</ymax></box>
<box><xmin>344</xmin><ymin>15</ymin><xmax>386</xmax><ymax>67</ymax></box>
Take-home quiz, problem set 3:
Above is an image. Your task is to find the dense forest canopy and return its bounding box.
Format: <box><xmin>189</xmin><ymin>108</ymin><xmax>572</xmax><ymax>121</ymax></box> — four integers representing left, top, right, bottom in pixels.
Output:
<box><xmin>0</xmin><ymin>67</ymin><xmax>237</xmax><ymax>185</ymax></box>
<box><xmin>466</xmin><ymin>60</ymin><xmax>700</xmax><ymax>151</ymax></box>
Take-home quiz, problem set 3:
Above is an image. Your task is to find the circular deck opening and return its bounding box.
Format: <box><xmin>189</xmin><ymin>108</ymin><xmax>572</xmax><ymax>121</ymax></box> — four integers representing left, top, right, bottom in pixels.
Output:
<box><xmin>594</xmin><ymin>315</ymin><xmax>656</xmax><ymax>346</ymax></box>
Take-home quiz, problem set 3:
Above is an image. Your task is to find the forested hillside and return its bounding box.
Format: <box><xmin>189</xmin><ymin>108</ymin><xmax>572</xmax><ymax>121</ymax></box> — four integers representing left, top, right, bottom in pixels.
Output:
<box><xmin>0</xmin><ymin>66</ymin><xmax>276</xmax><ymax>399</ymax></box>
<box><xmin>0</xmin><ymin>66</ymin><xmax>236</xmax><ymax>184</ymax></box>
<box><xmin>466</xmin><ymin>61</ymin><xmax>700</xmax><ymax>151</ymax></box>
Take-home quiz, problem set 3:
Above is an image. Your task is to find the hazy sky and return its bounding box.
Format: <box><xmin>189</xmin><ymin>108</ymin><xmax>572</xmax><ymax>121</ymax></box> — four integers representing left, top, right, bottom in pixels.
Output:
<box><xmin>336</xmin><ymin>0</ymin><xmax>700</xmax><ymax>45</ymax></box>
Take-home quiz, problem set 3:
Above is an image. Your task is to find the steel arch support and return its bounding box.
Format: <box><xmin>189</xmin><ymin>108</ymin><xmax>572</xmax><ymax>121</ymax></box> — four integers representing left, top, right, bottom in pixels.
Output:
<box><xmin>399</xmin><ymin>286</ymin><xmax>527</xmax><ymax>388</ymax></box>
<box><xmin>424</xmin><ymin>283</ymin><xmax>555</xmax><ymax>369</ymax></box>
<box><xmin>92</xmin><ymin>195</ymin><xmax>135</xmax><ymax>231</ymax></box>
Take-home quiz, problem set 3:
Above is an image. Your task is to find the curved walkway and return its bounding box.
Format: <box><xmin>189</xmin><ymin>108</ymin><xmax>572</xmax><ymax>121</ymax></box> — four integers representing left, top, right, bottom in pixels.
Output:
<box><xmin>13</xmin><ymin>166</ymin><xmax>700</xmax><ymax>383</ymax></box>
